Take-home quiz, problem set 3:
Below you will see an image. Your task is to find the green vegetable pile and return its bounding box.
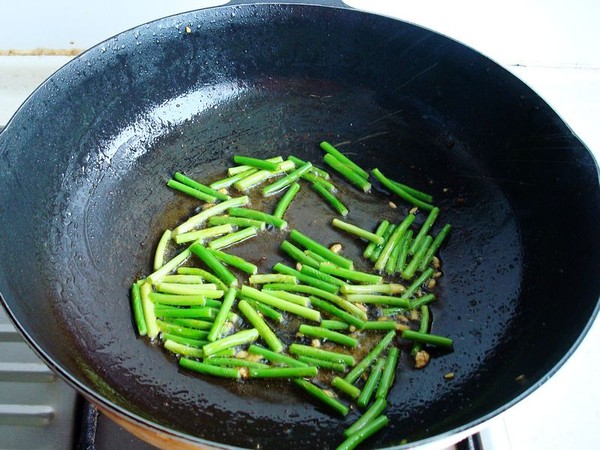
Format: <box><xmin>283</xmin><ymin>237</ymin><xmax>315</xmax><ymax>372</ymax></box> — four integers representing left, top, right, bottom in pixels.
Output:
<box><xmin>130</xmin><ymin>141</ymin><xmax>452</xmax><ymax>449</ymax></box>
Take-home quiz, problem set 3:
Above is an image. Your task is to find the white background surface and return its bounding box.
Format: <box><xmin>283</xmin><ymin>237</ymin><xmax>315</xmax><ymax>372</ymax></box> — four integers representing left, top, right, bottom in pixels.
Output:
<box><xmin>1</xmin><ymin>1</ymin><xmax>598</xmax><ymax>449</ymax></box>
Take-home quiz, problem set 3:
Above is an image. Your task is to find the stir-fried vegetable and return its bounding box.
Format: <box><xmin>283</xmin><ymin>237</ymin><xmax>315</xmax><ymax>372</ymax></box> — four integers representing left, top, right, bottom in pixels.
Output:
<box><xmin>130</xmin><ymin>142</ymin><xmax>453</xmax><ymax>448</ymax></box>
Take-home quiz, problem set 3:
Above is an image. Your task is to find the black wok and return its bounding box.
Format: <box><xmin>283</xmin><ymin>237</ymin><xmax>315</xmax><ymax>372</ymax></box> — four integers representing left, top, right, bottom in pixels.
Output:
<box><xmin>0</xmin><ymin>1</ymin><xmax>599</xmax><ymax>448</ymax></box>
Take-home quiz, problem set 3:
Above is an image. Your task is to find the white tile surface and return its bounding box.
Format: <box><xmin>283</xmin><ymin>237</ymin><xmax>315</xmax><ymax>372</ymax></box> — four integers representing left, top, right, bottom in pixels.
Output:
<box><xmin>0</xmin><ymin>0</ymin><xmax>227</xmax><ymax>51</ymax></box>
<box><xmin>0</xmin><ymin>56</ymin><xmax>73</xmax><ymax>125</ymax></box>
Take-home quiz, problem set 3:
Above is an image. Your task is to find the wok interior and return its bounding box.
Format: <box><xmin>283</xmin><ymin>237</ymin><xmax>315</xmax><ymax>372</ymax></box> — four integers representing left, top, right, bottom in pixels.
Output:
<box><xmin>0</xmin><ymin>4</ymin><xmax>598</xmax><ymax>448</ymax></box>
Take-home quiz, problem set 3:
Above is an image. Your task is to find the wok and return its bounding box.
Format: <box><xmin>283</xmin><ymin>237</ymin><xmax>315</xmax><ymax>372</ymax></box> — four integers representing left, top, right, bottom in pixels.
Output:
<box><xmin>1</xmin><ymin>1</ymin><xmax>599</xmax><ymax>448</ymax></box>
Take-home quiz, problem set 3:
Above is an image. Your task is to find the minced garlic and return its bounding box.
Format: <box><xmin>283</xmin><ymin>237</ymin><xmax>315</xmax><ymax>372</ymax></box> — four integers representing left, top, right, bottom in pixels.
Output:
<box><xmin>329</xmin><ymin>243</ymin><xmax>343</xmax><ymax>254</ymax></box>
<box><xmin>414</xmin><ymin>350</ymin><xmax>430</xmax><ymax>369</ymax></box>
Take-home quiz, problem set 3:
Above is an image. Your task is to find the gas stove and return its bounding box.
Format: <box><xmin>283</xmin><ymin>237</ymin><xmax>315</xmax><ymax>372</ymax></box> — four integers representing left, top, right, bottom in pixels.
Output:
<box><xmin>1</xmin><ymin>1</ymin><xmax>598</xmax><ymax>449</ymax></box>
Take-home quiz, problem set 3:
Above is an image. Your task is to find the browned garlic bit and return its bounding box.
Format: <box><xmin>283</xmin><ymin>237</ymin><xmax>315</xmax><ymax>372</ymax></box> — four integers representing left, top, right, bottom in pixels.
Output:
<box><xmin>396</xmin><ymin>314</ymin><xmax>409</xmax><ymax>323</ymax></box>
<box><xmin>222</xmin><ymin>322</ymin><xmax>235</xmax><ymax>334</ymax></box>
<box><xmin>329</xmin><ymin>243</ymin><xmax>343</xmax><ymax>254</ymax></box>
<box><xmin>395</xmin><ymin>323</ymin><xmax>410</xmax><ymax>332</ymax></box>
<box><xmin>295</xmin><ymin>262</ymin><xmax>303</xmax><ymax>271</ymax></box>
<box><xmin>239</xmin><ymin>367</ymin><xmax>249</xmax><ymax>378</ymax></box>
<box><xmin>185</xmin><ymin>26</ymin><xmax>192</xmax><ymax>34</ymax></box>
<box><xmin>237</xmin><ymin>350</ymin><xmax>260</xmax><ymax>362</ymax></box>
<box><xmin>427</xmin><ymin>278</ymin><xmax>437</xmax><ymax>289</ymax></box>
<box><xmin>311</xmin><ymin>339</ymin><xmax>321</xmax><ymax>348</ymax></box>
<box><xmin>444</xmin><ymin>372</ymin><xmax>455</xmax><ymax>380</ymax></box>
<box><xmin>409</xmin><ymin>309</ymin><xmax>419</xmax><ymax>321</ymax></box>
<box><xmin>409</xmin><ymin>206</ymin><xmax>419</xmax><ymax>215</ymax></box>
<box><xmin>390</xmin><ymin>283</ymin><xmax>406</xmax><ymax>295</ymax></box>
<box><xmin>414</xmin><ymin>350</ymin><xmax>430</xmax><ymax>369</ymax></box>
<box><xmin>246</xmin><ymin>352</ymin><xmax>264</xmax><ymax>363</ymax></box>
<box><xmin>389</xmin><ymin>201</ymin><xmax>397</xmax><ymax>209</ymax></box>
<box><xmin>202</xmin><ymin>202</ymin><xmax>216</xmax><ymax>210</ymax></box>
<box><xmin>432</xmin><ymin>256</ymin><xmax>441</xmax><ymax>270</ymax></box>
<box><xmin>217</xmin><ymin>188</ymin><xmax>228</xmax><ymax>196</ymax></box>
